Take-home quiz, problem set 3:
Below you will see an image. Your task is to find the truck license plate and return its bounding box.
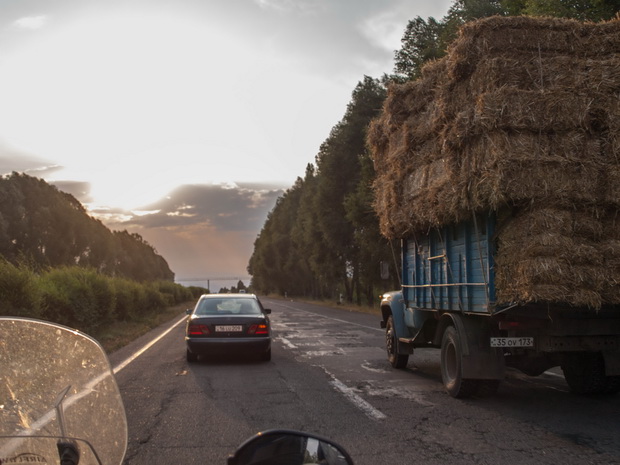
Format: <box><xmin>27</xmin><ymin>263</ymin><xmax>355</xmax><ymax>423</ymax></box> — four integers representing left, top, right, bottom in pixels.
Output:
<box><xmin>215</xmin><ymin>325</ymin><xmax>242</xmax><ymax>332</ymax></box>
<box><xmin>490</xmin><ymin>337</ymin><xmax>534</xmax><ymax>348</ymax></box>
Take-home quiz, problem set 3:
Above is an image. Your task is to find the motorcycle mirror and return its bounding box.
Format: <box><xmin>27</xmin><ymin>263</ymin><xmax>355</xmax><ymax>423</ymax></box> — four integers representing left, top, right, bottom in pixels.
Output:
<box><xmin>228</xmin><ymin>429</ymin><xmax>354</xmax><ymax>465</ymax></box>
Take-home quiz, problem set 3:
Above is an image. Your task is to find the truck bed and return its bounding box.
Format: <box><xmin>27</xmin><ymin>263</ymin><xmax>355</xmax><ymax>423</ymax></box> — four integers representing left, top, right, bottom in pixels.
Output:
<box><xmin>402</xmin><ymin>214</ymin><xmax>495</xmax><ymax>314</ymax></box>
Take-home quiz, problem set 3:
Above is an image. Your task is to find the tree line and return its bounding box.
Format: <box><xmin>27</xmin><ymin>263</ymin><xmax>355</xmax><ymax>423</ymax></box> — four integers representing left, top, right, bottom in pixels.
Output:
<box><xmin>0</xmin><ymin>172</ymin><xmax>174</xmax><ymax>282</ymax></box>
<box><xmin>247</xmin><ymin>0</ymin><xmax>620</xmax><ymax>305</ymax></box>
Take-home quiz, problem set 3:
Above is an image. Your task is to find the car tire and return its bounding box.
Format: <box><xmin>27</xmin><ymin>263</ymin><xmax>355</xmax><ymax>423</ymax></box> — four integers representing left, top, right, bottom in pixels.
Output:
<box><xmin>261</xmin><ymin>347</ymin><xmax>272</xmax><ymax>362</ymax></box>
<box><xmin>386</xmin><ymin>315</ymin><xmax>409</xmax><ymax>369</ymax></box>
<box><xmin>440</xmin><ymin>326</ymin><xmax>479</xmax><ymax>398</ymax></box>
<box><xmin>186</xmin><ymin>349</ymin><xmax>198</xmax><ymax>363</ymax></box>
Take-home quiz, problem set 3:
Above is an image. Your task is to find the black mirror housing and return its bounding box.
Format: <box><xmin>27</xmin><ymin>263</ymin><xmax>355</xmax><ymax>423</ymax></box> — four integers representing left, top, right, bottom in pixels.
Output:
<box><xmin>228</xmin><ymin>430</ymin><xmax>354</xmax><ymax>465</ymax></box>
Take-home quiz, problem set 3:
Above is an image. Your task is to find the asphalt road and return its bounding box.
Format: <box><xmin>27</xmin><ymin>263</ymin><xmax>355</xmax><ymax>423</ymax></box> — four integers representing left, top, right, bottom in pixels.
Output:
<box><xmin>108</xmin><ymin>298</ymin><xmax>620</xmax><ymax>465</ymax></box>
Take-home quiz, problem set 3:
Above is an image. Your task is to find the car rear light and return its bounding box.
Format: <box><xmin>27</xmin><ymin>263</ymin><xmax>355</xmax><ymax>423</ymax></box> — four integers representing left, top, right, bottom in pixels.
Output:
<box><xmin>248</xmin><ymin>323</ymin><xmax>269</xmax><ymax>335</ymax></box>
<box><xmin>188</xmin><ymin>324</ymin><xmax>210</xmax><ymax>335</ymax></box>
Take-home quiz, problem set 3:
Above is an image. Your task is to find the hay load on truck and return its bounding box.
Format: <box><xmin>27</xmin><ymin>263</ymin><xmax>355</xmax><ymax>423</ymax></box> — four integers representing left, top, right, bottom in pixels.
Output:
<box><xmin>368</xmin><ymin>16</ymin><xmax>620</xmax><ymax>398</ymax></box>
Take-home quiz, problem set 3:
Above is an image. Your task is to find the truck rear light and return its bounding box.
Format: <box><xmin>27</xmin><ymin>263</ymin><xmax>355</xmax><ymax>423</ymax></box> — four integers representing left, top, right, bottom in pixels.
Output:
<box><xmin>499</xmin><ymin>320</ymin><xmax>546</xmax><ymax>330</ymax></box>
<box><xmin>499</xmin><ymin>321</ymin><xmax>522</xmax><ymax>330</ymax></box>
<box><xmin>248</xmin><ymin>323</ymin><xmax>269</xmax><ymax>335</ymax></box>
<box><xmin>188</xmin><ymin>324</ymin><xmax>210</xmax><ymax>335</ymax></box>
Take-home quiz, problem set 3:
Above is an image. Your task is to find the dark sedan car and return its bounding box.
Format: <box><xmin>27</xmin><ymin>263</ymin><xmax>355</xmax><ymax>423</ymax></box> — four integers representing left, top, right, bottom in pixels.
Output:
<box><xmin>185</xmin><ymin>294</ymin><xmax>271</xmax><ymax>362</ymax></box>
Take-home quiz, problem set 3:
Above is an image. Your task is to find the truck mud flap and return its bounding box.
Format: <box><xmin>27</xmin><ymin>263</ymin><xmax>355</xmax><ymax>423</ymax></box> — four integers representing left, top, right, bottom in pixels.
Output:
<box><xmin>451</xmin><ymin>314</ymin><xmax>505</xmax><ymax>380</ymax></box>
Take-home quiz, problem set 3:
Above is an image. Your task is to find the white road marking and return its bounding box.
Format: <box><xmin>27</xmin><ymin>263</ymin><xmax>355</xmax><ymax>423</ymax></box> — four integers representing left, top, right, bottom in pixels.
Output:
<box><xmin>113</xmin><ymin>314</ymin><xmax>187</xmax><ymax>374</ymax></box>
<box><xmin>325</xmin><ymin>370</ymin><xmax>387</xmax><ymax>420</ymax></box>
<box><xmin>361</xmin><ymin>361</ymin><xmax>389</xmax><ymax>374</ymax></box>
<box><xmin>277</xmin><ymin>336</ymin><xmax>298</xmax><ymax>349</ymax></box>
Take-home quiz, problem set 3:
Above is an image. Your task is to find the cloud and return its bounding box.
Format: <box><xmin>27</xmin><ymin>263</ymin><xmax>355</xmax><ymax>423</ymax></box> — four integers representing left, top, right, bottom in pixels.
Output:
<box><xmin>0</xmin><ymin>142</ymin><xmax>61</xmax><ymax>176</ymax></box>
<box><xmin>253</xmin><ymin>0</ymin><xmax>324</xmax><ymax>15</ymax></box>
<box><xmin>50</xmin><ymin>180</ymin><xmax>93</xmax><ymax>203</ymax></box>
<box><xmin>14</xmin><ymin>15</ymin><xmax>48</xmax><ymax>29</ymax></box>
<box><xmin>103</xmin><ymin>182</ymin><xmax>284</xmax><ymax>233</ymax></box>
<box><xmin>359</xmin><ymin>9</ymin><xmax>409</xmax><ymax>52</ymax></box>
<box><xmin>89</xmin><ymin>181</ymin><xmax>285</xmax><ymax>282</ymax></box>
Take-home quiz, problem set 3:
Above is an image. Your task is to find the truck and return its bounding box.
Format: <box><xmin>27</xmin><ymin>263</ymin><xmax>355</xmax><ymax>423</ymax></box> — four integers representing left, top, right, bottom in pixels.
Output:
<box><xmin>379</xmin><ymin>213</ymin><xmax>620</xmax><ymax>398</ymax></box>
<box><xmin>370</xmin><ymin>16</ymin><xmax>620</xmax><ymax>398</ymax></box>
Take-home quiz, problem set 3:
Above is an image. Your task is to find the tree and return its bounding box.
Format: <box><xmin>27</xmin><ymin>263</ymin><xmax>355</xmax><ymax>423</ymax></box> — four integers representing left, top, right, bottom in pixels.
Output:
<box><xmin>248</xmin><ymin>79</ymin><xmax>389</xmax><ymax>302</ymax></box>
<box><xmin>0</xmin><ymin>173</ymin><xmax>174</xmax><ymax>282</ymax></box>
<box><xmin>344</xmin><ymin>152</ymin><xmax>401</xmax><ymax>305</ymax></box>
<box><xmin>394</xmin><ymin>17</ymin><xmax>446</xmax><ymax>81</ymax></box>
<box><xmin>248</xmin><ymin>178</ymin><xmax>308</xmax><ymax>296</ymax></box>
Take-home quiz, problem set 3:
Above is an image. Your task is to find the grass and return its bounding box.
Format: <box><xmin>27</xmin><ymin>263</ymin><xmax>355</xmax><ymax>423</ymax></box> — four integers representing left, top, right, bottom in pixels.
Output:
<box><xmin>94</xmin><ymin>301</ymin><xmax>192</xmax><ymax>353</ymax></box>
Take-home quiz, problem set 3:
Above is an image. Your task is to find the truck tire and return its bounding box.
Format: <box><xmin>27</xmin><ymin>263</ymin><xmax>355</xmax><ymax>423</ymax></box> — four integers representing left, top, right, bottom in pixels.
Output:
<box><xmin>562</xmin><ymin>352</ymin><xmax>618</xmax><ymax>395</ymax></box>
<box><xmin>386</xmin><ymin>316</ymin><xmax>409</xmax><ymax>369</ymax></box>
<box><xmin>440</xmin><ymin>326</ymin><xmax>479</xmax><ymax>398</ymax></box>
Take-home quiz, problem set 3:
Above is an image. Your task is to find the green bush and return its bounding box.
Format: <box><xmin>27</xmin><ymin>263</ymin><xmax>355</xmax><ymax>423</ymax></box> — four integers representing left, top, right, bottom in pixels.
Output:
<box><xmin>0</xmin><ymin>257</ymin><xmax>196</xmax><ymax>333</ymax></box>
<box><xmin>154</xmin><ymin>280</ymin><xmax>194</xmax><ymax>304</ymax></box>
<box><xmin>112</xmin><ymin>278</ymin><xmax>145</xmax><ymax>321</ymax></box>
<box><xmin>187</xmin><ymin>286</ymin><xmax>208</xmax><ymax>300</ymax></box>
<box><xmin>0</xmin><ymin>259</ymin><xmax>41</xmax><ymax>317</ymax></box>
<box><xmin>0</xmin><ymin>261</ymin><xmax>194</xmax><ymax>334</ymax></box>
<box><xmin>38</xmin><ymin>267</ymin><xmax>115</xmax><ymax>333</ymax></box>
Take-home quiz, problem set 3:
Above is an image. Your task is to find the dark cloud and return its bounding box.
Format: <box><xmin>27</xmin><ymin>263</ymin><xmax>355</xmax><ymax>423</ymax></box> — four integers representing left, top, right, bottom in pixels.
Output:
<box><xmin>0</xmin><ymin>143</ymin><xmax>61</xmax><ymax>176</ymax></box>
<box><xmin>49</xmin><ymin>180</ymin><xmax>93</xmax><ymax>203</ymax></box>
<box><xmin>115</xmin><ymin>183</ymin><xmax>284</xmax><ymax>232</ymax></box>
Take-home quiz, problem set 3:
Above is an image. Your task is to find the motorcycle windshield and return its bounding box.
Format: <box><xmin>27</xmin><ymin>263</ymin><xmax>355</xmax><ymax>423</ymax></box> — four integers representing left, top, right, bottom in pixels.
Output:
<box><xmin>0</xmin><ymin>317</ymin><xmax>127</xmax><ymax>465</ymax></box>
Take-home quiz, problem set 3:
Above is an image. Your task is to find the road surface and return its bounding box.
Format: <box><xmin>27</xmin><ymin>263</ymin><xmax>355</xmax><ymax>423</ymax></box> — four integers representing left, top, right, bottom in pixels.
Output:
<box><xmin>108</xmin><ymin>297</ymin><xmax>620</xmax><ymax>465</ymax></box>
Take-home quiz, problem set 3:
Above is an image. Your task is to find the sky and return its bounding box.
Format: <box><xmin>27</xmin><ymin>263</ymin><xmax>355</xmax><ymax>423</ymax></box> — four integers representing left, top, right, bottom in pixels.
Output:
<box><xmin>0</xmin><ymin>0</ymin><xmax>453</xmax><ymax>291</ymax></box>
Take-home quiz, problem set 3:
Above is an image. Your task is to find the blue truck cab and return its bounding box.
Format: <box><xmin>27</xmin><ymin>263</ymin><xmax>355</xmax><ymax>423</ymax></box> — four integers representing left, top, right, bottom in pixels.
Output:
<box><xmin>380</xmin><ymin>214</ymin><xmax>620</xmax><ymax>398</ymax></box>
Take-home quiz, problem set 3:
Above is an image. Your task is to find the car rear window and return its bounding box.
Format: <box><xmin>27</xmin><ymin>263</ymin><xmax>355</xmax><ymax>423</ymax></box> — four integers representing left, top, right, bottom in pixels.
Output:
<box><xmin>195</xmin><ymin>299</ymin><xmax>261</xmax><ymax>315</ymax></box>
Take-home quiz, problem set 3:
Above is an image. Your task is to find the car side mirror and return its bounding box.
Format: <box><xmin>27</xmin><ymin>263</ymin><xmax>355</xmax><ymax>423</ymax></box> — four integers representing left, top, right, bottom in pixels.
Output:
<box><xmin>228</xmin><ymin>430</ymin><xmax>354</xmax><ymax>465</ymax></box>
<box><xmin>264</xmin><ymin>308</ymin><xmax>272</xmax><ymax>314</ymax></box>
<box><xmin>185</xmin><ymin>308</ymin><xmax>192</xmax><ymax>315</ymax></box>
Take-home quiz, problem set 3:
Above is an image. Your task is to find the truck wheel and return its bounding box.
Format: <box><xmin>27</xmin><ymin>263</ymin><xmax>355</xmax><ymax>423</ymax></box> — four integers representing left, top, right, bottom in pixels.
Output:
<box><xmin>561</xmin><ymin>352</ymin><xmax>608</xmax><ymax>395</ymax></box>
<box><xmin>440</xmin><ymin>326</ymin><xmax>479</xmax><ymax>398</ymax></box>
<box><xmin>386</xmin><ymin>316</ymin><xmax>409</xmax><ymax>369</ymax></box>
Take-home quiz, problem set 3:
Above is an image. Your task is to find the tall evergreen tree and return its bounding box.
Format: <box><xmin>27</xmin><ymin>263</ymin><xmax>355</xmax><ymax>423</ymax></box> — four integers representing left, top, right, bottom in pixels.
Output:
<box><xmin>313</xmin><ymin>77</ymin><xmax>387</xmax><ymax>302</ymax></box>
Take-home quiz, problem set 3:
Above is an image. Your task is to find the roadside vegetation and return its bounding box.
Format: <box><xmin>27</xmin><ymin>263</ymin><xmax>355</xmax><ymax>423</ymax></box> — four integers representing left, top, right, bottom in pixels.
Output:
<box><xmin>0</xmin><ymin>259</ymin><xmax>206</xmax><ymax>348</ymax></box>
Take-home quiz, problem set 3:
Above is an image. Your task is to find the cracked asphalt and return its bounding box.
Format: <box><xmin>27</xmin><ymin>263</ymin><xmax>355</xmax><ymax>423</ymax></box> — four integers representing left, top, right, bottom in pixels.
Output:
<box><xmin>109</xmin><ymin>298</ymin><xmax>620</xmax><ymax>465</ymax></box>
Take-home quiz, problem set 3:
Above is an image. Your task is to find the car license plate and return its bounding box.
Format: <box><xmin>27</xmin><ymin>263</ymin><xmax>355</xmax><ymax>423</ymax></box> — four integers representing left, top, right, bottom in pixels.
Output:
<box><xmin>490</xmin><ymin>337</ymin><xmax>534</xmax><ymax>348</ymax></box>
<box><xmin>215</xmin><ymin>325</ymin><xmax>242</xmax><ymax>332</ymax></box>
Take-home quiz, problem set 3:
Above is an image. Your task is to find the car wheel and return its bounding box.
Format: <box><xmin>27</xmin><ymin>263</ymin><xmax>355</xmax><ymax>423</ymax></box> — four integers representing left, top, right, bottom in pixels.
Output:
<box><xmin>186</xmin><ymin>349</ymin><xmax>198</xmax><ymax>363</ymax></box>
<box><xmin>386</xmin><ymin>315</ymin><xmax>409</xmax><ymax>369</ymax></box>
<box><xmin>261</xmin><ymin>347</ymin><xmax>272</xmax><ymax>362</ymax></box>
<box><xmin>440</xmin><ymin>326</ymin><xmax>479</xmax><ymax>398</ymax></box>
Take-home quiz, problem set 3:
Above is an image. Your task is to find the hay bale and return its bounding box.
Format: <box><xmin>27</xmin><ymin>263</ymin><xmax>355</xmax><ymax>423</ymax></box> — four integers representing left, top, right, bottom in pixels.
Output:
<box><xmin>371</xmin><ymin>16</ymin><xmax>620</xmax><ymax>237</ymax></box>
<box><xmin>468</xmin><ymin>56</ymin><xmax>620</xmax><ymax>93</ymax></box>
<box><xmin>447</xmin><ymin>16</ymin><xmax>620</xmax><ymax>81</ymax></box>
<box><xmin>494</xmin><ymin>205</ymin><xmax>610</xmax><ymax>308</ymax></box>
